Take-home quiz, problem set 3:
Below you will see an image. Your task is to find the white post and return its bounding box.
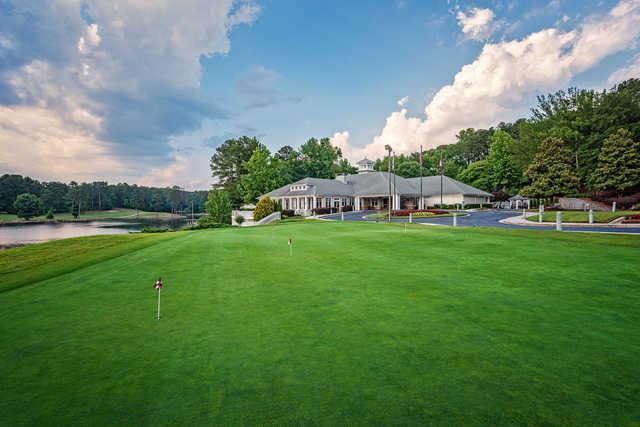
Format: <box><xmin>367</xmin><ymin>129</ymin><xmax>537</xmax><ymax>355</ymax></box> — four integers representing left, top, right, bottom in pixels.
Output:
<box><xmin>612</xmin><ymin>201</ymin><xmax>616</xmax><ymax>212</ymax></box>
<box><xmin>556</xmin><ymin>211</ymin><xmax>562</xmax><ymax>231</ymax></box>
<box><xmin>538</xmin><ymin>204</ymin><xmax>543</xmax><ymax>223</ymax></box>
<box><xmin>589</xmin><ymin>208</ymin><xmax>594</xmax><ymax>224</ymax></box>
<box><xmin>522</xmin><ymin>208</ymin><xmax>526</xmax><ymax>218</ymax></box>
<box><xmin>453</xmin><ymin>213</ymin><xmax>457</xmax><ymax>227</ymax></box>
<box><xmin>341</xmin><ymin>211</ymin><xmax>344</xmax><ymax>221</ymax></box>
<box><xmin>409</xmin><ymin>212</ymin><xmax>413</xmax><ymax>223</ymax></box>
<box><xmin>157</xmin><ymin>288</ymin><xmax>161</xmax><ymax>320</ymax></box>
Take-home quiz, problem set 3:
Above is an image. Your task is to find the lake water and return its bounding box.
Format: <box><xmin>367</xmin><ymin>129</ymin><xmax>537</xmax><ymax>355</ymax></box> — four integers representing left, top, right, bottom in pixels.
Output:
<box><xmin>0</xmin><ymin>219</ymin><xmax>188</xmax><ymax>246</ymax></box>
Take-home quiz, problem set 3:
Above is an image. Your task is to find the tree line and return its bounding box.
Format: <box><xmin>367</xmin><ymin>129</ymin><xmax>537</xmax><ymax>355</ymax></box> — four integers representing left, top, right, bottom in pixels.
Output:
<box><xmin>0</xmin><ymin>175</ymin><xmax>208</xmax><ymax>218</ymax></box>
<box><xmin>207</xmin><ymin>78</ymin><xmax>640</xmax><ymax>218</ymax></box>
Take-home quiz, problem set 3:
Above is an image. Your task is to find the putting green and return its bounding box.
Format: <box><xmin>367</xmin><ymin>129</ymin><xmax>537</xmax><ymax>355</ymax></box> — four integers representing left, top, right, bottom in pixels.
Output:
<box><xmin>1</xmin><ymin>221</ymin><xmax>639</xmax><ymax>425</ymax></box>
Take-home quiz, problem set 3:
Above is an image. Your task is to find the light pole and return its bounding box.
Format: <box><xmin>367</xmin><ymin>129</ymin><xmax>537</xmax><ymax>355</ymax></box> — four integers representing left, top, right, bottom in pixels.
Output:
<box><xmin>385</xmin><ymin>144</ymin><xmax>392</xmax><ymax>222</ymax></box>
<box><xmin>419</xmin><ymin>145</ymin><xmax>423</xmax><ymax>209</ymax></box>
<box><xmin>439</xmin><ymin>150</ymin><xmax>444</xmax><ymax>208</ymax></box>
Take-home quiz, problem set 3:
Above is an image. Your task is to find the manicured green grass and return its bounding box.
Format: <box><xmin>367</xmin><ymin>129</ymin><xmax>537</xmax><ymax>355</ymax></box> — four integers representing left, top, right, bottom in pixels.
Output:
<box><xmin>0</xmin><ymin>213</ymin><xmax>18</xmax><ymax>221</ymax></box>
<box><xmin>1</xmin><ymin>222</ymin><xmax>639</xmax><ymax>425</ymax></box>
<box><xmin>535</xmin><ymin>210</ymin><xmax>637</xmax><ymax>223</ymax></box>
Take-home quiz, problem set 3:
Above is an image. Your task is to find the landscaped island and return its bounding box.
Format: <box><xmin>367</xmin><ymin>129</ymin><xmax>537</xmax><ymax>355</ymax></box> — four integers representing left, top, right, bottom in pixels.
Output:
<box><xmin>1</xmin><ymin>221</ymin><xmax>639</xmax><ymax>425</ymax></box>
<box><xmin>0</xmin><ymin>208</ymin><xmax>184</xmax><ymax>224</ymax></box>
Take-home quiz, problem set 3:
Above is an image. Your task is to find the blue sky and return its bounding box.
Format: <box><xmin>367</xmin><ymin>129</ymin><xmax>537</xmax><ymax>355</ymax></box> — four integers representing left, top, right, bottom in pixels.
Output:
<box><xmin>1</xmin><ymin>0</ymin><xmax>639</xmax><ymax>189</ymax></box>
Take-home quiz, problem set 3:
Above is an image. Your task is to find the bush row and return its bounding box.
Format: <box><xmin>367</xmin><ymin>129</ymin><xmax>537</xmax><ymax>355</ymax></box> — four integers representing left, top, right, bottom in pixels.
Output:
<box><xmin>392</xmin><ymin>209</ymin><xmax>449</xmax><ymax>216</ymax></box>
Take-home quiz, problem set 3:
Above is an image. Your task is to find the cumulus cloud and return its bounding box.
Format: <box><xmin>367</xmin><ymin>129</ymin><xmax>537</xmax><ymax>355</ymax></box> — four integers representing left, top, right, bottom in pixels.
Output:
<box><xmin>340</xmin><ymin>0</ymin><xmax>640</xmax><ymax>162</ymax></box>
<box><xmin>456</xmin><ymin>7</ymin><xmax>496</xmax><ymax>41</ymax></box>
<box><xmin>608</xmin><ymin>54</ymin><xmax>640</xmax><ymax>84</ymax></box>
<box><xmin>0</xmin><ymin>0</ymin><xmax>259</xmax><ymax>186</ymax></box>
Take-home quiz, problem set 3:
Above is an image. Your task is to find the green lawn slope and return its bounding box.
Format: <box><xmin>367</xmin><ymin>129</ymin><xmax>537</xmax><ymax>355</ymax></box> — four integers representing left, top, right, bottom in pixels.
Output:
<box><xmin>1</xmin><ymin>222</ymin><xmax>639</xmax><ymax>425</ymax></box>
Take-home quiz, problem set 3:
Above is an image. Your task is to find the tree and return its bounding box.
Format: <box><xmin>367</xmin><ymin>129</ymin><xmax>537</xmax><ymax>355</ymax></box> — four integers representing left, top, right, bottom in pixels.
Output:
<box><xmin>204</xmin><ymin>190</ymin><xmax>232</xmax><ymax>224</ymax></box>
<box><xmin>41</xmin><ymin>182</ymin><xmax>69</xmax><ymax>213</ymax></box>
<box><xmin>254</xmin><ymin>196</ymin><xmax>275</xmax><ymax>221</ymax></box>
<box><xmin>591</xmin><ymin>128</ymin><xmax>640</xmax><ymax>195</ymax></box>
<box><xmin>521</xmin><ymin>137</ymin><xmax>580</xmax><ymax>197</ymax></box>
<box><xmin>486</xmin><ymin>130</ymin><xmax>521</xmax><ymax>192</ymax></box>
<box><xmin>299</xmin><ymin>137</ymin><xmax>340</xmax><ymax>179</ymax></box>
<box><xmin>0</xmin><ymin>174</ymin><xmax>43</xmax><ymax>213</ymax></box>
<box><xmin>457</xmin><ymin>160</ymin><xmax>491</xmax><ymax>192</ymax></box>
<box><xmin>210</xmin><ymin>136</ymin><xmax>264</xmax><ymax>207</ymax></box>
<box><xmin>238</xmin><ymin>147</ymin><xmax>286</xmax><ymax>204</ymax></box>
<box><xmin>334</xmin><ymin>158</ymin><xmax>357</xmax><ymax>175</ymax></box>
<box><xmin>13</xmin><ymin>193</ymin><xmax>43</xmax><ymax>220</ymax></box>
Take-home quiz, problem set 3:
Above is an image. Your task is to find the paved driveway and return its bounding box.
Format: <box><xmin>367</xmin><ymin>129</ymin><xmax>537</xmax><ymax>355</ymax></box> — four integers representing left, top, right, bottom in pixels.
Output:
<box><xmin>321</xmin><ymin>209</ymin><xmax>640</xmax><ymax>234</ymax></box>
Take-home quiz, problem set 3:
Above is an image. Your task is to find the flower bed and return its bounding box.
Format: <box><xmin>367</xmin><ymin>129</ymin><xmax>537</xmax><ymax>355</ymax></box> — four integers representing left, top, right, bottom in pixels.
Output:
<box><xmin>392</xmin><ymin>209</ymin><xmax>448</xmax><ymax>217</ymax></box>
<box><xmin>623</xmin><ymin>214</ymin><xmax>640</xmax><ymax>223</ymax></box>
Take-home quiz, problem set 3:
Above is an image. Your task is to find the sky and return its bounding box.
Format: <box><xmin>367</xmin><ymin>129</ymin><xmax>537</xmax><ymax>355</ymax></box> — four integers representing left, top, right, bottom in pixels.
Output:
<box><xmin>1</xmin><ymin>0</ymin><xmax>639</xmax><ymax>190</ymax></box>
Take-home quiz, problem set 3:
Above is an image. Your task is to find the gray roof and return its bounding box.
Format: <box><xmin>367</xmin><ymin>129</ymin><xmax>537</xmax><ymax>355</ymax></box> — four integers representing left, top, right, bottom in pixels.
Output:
<box><xmin>261</xmin><ymin>173</ymin><xmax>492</xmax><ymax>199</ymax></box>
<box><xmin>406</xmin><ymin>176</ymin><xmax>493</xmax><ymax>197</ymax></box>
<box><xmin>508</xmin><ymin>194</ymin><xmax>529</xmax><ymax>201</ymax></box>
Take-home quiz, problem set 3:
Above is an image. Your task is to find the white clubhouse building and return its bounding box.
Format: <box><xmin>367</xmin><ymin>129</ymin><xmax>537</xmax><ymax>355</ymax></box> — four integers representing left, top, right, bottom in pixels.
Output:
<box><xmin>261</xmin><ymin>158</ymin><xmax>492</xmax><ymax>216</ymax></box>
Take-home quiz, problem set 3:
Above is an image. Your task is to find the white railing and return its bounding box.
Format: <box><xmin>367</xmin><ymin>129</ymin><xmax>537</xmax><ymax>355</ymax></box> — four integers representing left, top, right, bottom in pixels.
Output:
<box><xmin>255</xmin><ymin>211</ymin><xmax>281</xmax><ymax>225</ymax></box>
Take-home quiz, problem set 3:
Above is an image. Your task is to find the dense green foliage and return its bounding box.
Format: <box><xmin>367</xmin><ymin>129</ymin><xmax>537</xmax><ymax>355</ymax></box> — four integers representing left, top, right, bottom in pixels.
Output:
<box><xmin>211</xmin><ymin>137</ymin><xmax>350</xmax><ymax>206</ymax></box>
<box><xmin>591</xmin><ymin>128</ymin><xmax>640</xmax><ymax>194</ymax></box>
<box><xmin>204</xmin><ymin>190</ymin><xmax>232</xmax><ymax>224</ymax></box>
<box><xmin>486</xmin><ymin>130</ymin><xmax>520</xmax><ymax>193</ymax></box>
<box><xmin>0</xmin><ymin>222</ymin><xmax>639</xmax><ymax>424</ymax></box>
<box><xmin>12</xmin><ymin>193</ymin><xmax>43</xmax><ymax>220</ymax></box>
<box><xmin>253</xmin><ymin>196</ymin><xmax>275</xmax><ymax>221</ymax></box>
<box><xmin>522</xmin><ymin>137</ymin><xmax>581</xmax><ymax>197</ymax></box>
<box><xmin>0</xmin><ymin>174</ymin><xmax>207</xmax><ymax>216</ymax></box>
<box><xmin>448</xmin><ymin>79</ymin><xmax>640</xmax><ymax>198</ymax></box>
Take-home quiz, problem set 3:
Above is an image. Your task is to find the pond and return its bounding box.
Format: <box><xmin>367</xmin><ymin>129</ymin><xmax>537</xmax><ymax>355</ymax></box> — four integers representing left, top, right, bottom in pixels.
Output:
<box><xmin>0</xmin><ymin>218</ymin><xmax>188</xmax><ymax>247</ymax></box>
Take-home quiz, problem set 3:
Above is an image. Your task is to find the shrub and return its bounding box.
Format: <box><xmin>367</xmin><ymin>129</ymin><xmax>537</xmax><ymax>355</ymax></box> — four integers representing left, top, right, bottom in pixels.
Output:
<box><xmin>342</xmin><ymin>205</ymin><xmax>353</xmax><ymax>212</ymax></box>
<box><xmin>186</xmin><ymin>216</ymin><xmax>232</xmax><ymax>230</ymax></box>
<box><xmin>235</xmin><ymin>215</ymin><xmax>245</xmax><ymax>225</ymax></box>
<box><xmin>313</xmin><ymin>207</ymin><xmax>334</xmax><ymax>215</ymax></box>
<box><xmin>254</xmin><ymin>197</ymin><xmax>275</xmax><ymax>222</ymax></box>
<box><xmin>141</xmin><ymin>227</ymin><xmax>172</xmax><ymax>233</ymax></box>
<box><xmin>281</xmin><ymin>209</ymin><xmax>295</xmax><ymax>218</ymax></box>
<box><xmin>45</xmin><ymin>209</ymin><xmax>54</xmax><ymax>220</ymax></box>
<box><xmin>13</xmin><ymin>193</ymin><xmax>43</xmax><ymax>220</ymax></box>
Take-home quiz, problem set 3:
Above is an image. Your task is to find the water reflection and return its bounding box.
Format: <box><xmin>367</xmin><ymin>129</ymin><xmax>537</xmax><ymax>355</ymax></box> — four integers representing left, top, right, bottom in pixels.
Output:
<box><xmin>0</xmin><ymin>218</ymin><xmax>187</xmax><ymax>246</ymax></box>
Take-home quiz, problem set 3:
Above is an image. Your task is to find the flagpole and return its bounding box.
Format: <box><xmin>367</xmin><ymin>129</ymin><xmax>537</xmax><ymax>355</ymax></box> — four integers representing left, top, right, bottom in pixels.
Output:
<box><xmin>392</xmin><ymin>152</ymin><xmax>396</xmax><ymax>212</ymax></box>
<box><xmin>419</xmin><ymin>145</ymin><xmax>423</xmax><ymax>209</ymax></box>
<box><xmin>157</xmin><ymin>288</ymin><xmax>161</xmax><ymax>320</ymax></box>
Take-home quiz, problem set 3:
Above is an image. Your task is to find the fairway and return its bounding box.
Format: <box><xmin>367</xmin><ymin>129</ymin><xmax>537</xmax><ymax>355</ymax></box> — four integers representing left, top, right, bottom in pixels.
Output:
<box><xmin>1</xmin><ymin>221</ymin><xmax>639</xmax><ymax>425</ymax></box>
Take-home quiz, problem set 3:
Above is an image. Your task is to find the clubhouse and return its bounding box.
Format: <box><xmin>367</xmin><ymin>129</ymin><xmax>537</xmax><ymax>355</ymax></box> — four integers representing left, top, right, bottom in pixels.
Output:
<box><xmin>261</xmin><ymin>158</ymin><xmax>492</xmax><ymax>216</ymax></box>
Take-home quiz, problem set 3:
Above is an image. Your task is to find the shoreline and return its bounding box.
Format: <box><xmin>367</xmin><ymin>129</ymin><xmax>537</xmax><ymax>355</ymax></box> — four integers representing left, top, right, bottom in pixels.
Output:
<box><xmin>0</xmin><ymin>214</ymin><xmax>186</xmax><ymax>227</ymax></box>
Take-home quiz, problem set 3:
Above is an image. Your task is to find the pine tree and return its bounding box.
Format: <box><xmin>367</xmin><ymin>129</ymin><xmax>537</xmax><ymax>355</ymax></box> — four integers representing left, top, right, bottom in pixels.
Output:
<box><xmin>522</xmin><ymin>137</ymin><xmax>580</xmax><ymax>198</ymax></box>
<box><xmin>591</xmin><ymin>128</ymin><xmax>640</xmax><ymax>196</ymax></box>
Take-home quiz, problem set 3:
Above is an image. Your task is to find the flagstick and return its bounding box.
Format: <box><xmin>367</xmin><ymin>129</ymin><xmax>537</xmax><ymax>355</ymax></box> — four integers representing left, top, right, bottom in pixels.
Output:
<box><xmin>289</xmin><ymin>244</ymin><xmax>293</xmax><ymax>257</ymax></box>
<box><xmin>157</xmin><ymin>288</ymin><xmax>161</xmax><ymax>320</ymax></box>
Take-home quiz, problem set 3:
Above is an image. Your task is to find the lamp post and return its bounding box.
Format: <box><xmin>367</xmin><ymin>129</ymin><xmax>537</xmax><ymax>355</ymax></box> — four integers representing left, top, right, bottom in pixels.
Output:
<box><xmin>439</xmin><ymin>151</ymin><xmax>444</xmax><ymax>208</ymax></box>
<box><xmin>419</xmin><ymin>145</ymin><xmax>423</xmax><ymax>209</ymax></box>
<box><xmin>385</xmin><ymin>144</ymin><xmax>392</xmax><ymax>222</ymax></box>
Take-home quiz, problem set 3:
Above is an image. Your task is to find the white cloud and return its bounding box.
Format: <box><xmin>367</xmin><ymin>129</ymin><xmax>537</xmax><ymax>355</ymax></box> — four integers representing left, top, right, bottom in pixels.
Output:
<box><xmin>608</xmin><ymin>54</ymin><xmax>640</xmax><ymax>84</ymax></box>
<box><xmin>0</xmin><ymin>0</ymin><xmax>260</xmax><ymax>188</ymax></box>
<box><xmin>397</xmin><ymin>96</ymin><xmax>409</xmax><ymax>107</ymax></box>
<box><xmin>456</xmin><ymin>7</ymin><xmax>496</xmax><ymax>41</ymax></box>
<box><xmin>339</xmin><ymin>0</ymin><xmax>640</xmax><ymax>162</ymax></box>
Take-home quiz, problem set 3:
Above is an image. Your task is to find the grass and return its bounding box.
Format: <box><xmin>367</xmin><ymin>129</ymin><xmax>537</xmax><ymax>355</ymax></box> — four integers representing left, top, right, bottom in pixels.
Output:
<box><xmin>0</xmin><ymin>209</ymin><xmax>181</xmax><ymax>223</ymax></box>
<box><xmin>1</xmin><ymin>221</ymin><xmax>639</xmax><ymax>425</ymax></box>
<box><xmin>534</xmin><ymin>210</ymin><xmax>637</xmax><ymax>223</ymax></box>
